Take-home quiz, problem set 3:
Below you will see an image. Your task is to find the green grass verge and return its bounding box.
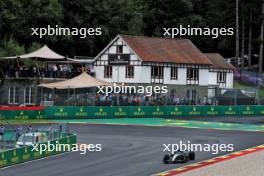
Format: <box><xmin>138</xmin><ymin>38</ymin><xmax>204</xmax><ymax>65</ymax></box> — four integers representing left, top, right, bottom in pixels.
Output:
<box><xmin>50</xmin><ymin>118</ymin><xmax>264</xmax><ymax>132</ymax></box>
<box><xmin>1</xmin><ymin>118</ymin><xmax>264</xmax><ymax>132</ymax></box>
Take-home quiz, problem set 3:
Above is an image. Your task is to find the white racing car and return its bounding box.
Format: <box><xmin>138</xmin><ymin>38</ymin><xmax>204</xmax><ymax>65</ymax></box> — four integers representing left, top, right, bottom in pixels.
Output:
<box><xmin>163</xmin><ymin>150</ymin><xmax>195</xmax><ymax>164</ymax></box>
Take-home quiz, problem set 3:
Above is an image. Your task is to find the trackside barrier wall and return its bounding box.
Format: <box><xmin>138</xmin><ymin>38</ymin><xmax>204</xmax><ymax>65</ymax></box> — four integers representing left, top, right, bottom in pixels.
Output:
<box><xmin>0</xmin><ymin>106</ymin><xmax>264</xmax><ymax>119</ymax></box>
<box><xmin>0</xmin><ymin>106</ymin><xmax>45</xmax><ymax>120</ymax></box>
<box><xmin>44</xmin><ymin>105</ymin><xmax>264</xmax><ymax>119</ymax></box>
<box><xmin>0</xmin><ymin>134</ymin><xmax>76</xmax><ymax>168</ymax></box>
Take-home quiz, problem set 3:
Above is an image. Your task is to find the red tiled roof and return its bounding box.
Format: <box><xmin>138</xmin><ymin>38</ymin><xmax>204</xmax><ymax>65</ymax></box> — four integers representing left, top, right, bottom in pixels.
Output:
<box><xmin>120</xmin><ymin>35</ymin><xmax>212</xmax><ymax>65</ymax></box>
<box><xmin>205</xmin><ymin>53</ymin><xmax>235</xmax><ymax>70</ymax></box>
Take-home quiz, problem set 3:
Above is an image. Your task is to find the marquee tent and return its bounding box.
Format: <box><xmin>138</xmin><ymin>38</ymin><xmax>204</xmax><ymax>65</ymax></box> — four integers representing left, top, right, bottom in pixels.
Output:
<box><xmin>0</xmin><ymin>45</ymin><xmax>65</xmax><ymax>60</ymax></box>
<box><xmin>38</xmin><ymin>72</ymin><xmax>111</xmax><ymax>89</ymax></box>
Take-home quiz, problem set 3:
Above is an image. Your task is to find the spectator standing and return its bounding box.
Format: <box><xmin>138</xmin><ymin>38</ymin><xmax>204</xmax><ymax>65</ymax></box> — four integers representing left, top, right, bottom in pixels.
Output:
<box><xmin>15</xmin><ymin>125</ymin><xmax>23</xmax><ymax>140</ymax></box>
<box><xmin>27</xmin><ymin>124</ymin><xmax>33</xmax><ymax>133</ymax></box>
<box><xmin>0</xmin><ymin>124</ymin><xmax>5</xmax><ymax>140</ymax></box>
<box><xmin>32</xmin><ymin>66</ymin><xmax>37</xmax><ymax>77</ymax></box>
<box><xmin>90</xmin><ymin>66</ymin><xmax>95</xmax><ymax>76</ymax></box>
<box><xmin>58</xmin><ymin>64</ymin><xmax>62</xmax><ymax>78</ymax></box>
<box><xmin>53</xmin><ymin>65</ymin><xmax>58</xmax><ymax>78</ymax></box>
<box><xmin>80</xmin><ymin>66</ymin><xmax>85</xmax><ymax>73</ymax></box>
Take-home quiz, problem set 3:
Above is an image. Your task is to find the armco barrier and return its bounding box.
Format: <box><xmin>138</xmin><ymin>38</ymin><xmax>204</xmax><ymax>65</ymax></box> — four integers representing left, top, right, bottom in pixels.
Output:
<box><xmin>0</xmin><ymin>105</ymin><xmax>264</xmax><ymax>119</ymax></box>
<box><xmin>0</xmin><ymin>134</ymin><xmax>76</xmax><ymax>168</ymax></box>
<box><xmin>44</xmin><ymin>105</ymin><xmax>264</xmax><ymax>119</ymax></box>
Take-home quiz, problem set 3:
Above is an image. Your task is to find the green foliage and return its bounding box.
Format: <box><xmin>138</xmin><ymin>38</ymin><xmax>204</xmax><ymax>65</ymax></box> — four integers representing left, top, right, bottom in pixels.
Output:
<box><xmin>0</xmin><ymin>37</ymin><xmax>25</xmax><ymax>57</ymax></box>
<box><xmin>0</xmin><ymin>0</ymin><xmax>261</xmax><ymax>58</ymax></box>
<box><xmin>27</xmin><ymin>42</ymin><xmax>42</xmax><ymax>53</ymax></box>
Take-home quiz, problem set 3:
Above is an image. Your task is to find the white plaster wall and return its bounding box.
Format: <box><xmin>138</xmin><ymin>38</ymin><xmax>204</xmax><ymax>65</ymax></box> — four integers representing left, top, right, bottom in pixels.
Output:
<box><xmin>199</xmin><ymin>69</ymin><xmax>209</xmax><ymax>86</ymax></box>
<box><xmin>106</xmin><ymin>38</ymin><xmax>132</xmax><ymax>55</ymax></box>
<box><xmin>95</xmin><ymin>65</ymin><xmax>152</xmax><ymax>83</ymax></box>
<box><xmin>208</xmin><ymin>72</ymin><xmax>217</xmax><ymax>85</ymax></box>
<box><xmin>94</xmin><ymin>37</ymin><xmax>145</xmax><ymax>83</ymax></box>
<box><xmin>112</xmin><ymin>66</ymin><xmax>146</xmax><ymax>83</ymax></box>
<box><xmin>226</xmin><ymin>72</ymin><xmax>234</xmax><ymax>88</ymax></box>
<box><xmin>163</xmin><ymin>67</ymin><xmax>186</xmax><ymax>85</ymax></box>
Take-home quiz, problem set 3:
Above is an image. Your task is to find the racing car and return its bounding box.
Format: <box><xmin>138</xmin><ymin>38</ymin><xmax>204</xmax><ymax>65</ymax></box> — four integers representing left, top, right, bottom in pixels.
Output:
<box><xmin>163</xmin><ymin>150</ymin><xmax>195</xmax><ymax>164</ymax></box>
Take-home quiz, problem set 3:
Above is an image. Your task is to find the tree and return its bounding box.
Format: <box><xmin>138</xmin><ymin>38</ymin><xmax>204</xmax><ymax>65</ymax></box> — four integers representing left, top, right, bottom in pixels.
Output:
<box><xmin>248</xmin><ymin>9</ymin><xmax>253</xmax><ymax>67</ymax></box>
<box><xmin>142</xmin><ymin>0</ymin><xmax>194</xmax><ymax>36</ymax></box>
<box><xmin>236</xmin><ymin>0</ymin><xmax>239</xmax><ymax>67</ymax></box>
<box><xmin>0</xmin><ymin>0</ymin><xmax>63</xmax><ymax>50</ymax></box>
<box><xmin>259</xmin><ymin>1</ymin><xmax>264</xmax><ymax>73</ymax></box>
<box><xmin>0</xmin><ymin>0</ymin><xmax>262</xmax><ymax>62</ymax></box>
<box><xmin>0</xmin><ymin>37</ymin><xmax>25</xmax><ymax>57</ymax></box>
<box><xmin>59</xmin><ymin>0</ymin><xmax>143</xmax><ymax>56</ymax></box>
<box><xmin>241</xmin><ymin>2</ymin><xmax>245</xmax><ymax>69</ymax></box>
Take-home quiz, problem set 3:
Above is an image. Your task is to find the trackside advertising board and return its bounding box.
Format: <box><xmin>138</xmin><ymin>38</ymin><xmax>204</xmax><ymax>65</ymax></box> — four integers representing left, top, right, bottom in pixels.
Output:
<box><xmin>0</xmin><ymin>134</ymin><xmax>76</xmax><ymax>168</ymax></box>
<box><xmin>43</xmin><ymin>106</ymin><xmax>264</xmax><ymax>119</ymax></box>
<box><xmin>0</xmin><ymin>106</ymin><xmax>264</xmax><ymax>119</ymax></box>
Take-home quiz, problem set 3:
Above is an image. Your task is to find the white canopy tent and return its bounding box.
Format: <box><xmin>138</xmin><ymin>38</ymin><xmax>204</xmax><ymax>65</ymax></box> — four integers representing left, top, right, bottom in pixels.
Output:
<box><xmin>38</xmin><ymin>72</ymin><xmax>114</xmax><ymax>106</ymax></box>
<box><xmin>66</xmin><ymin>58</ymin><xmax>94</xmax><ymax>63</ymax></box>
<box><xmin>1</xmin><ymin>45</ymin><xmax>65</xmax><ymax>60</ymax></box>
<box><xmin>38</xmin><ymin>72</ymin><xmax>111</xmax><ymax>89</ymax></box>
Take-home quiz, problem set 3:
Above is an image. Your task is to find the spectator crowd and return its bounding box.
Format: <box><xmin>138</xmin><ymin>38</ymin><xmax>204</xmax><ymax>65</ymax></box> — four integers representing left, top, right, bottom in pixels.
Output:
<box><xmin>1</xmin><ymin>64</ymin><xmax>95</xmax><ymax>79</ymax></box>
<box><xmin>48</xmin><ymin>92</ymin><xmax>214</xmax><ymax>106</ymax></box>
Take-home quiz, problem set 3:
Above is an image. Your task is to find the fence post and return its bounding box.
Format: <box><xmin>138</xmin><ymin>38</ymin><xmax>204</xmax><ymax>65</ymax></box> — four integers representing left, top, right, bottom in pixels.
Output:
<box><xmin>52</xmin><ymin>88</ymin><xmax>55</xmax><ymax>106</ymax></box>
<box><xmin>257</xmin><ymin>86</ymin><xmax>260</xmax><ymax>105</ymax></box>
<box><xmin>67</xmin><ymin>87</ymin><xmax>70</xmax><ymax>106</ymax></box>
<box><xmin>66</xmin><ymin>122</ymin><xmax>69</xmax><ymax>135</ymax></box>
<box><xmin>4</xmin><ymin>137</ymin><xmax>6</xmax><ymax>150</ymax></box>
<box><xmin>235</xmin><ymin>89</ymin><xmax>238</xmax><ymax>105</ymax></box>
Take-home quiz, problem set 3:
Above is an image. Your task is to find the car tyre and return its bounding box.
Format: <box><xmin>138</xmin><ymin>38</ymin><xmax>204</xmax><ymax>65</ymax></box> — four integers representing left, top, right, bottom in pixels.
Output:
<box><xmin>182</xmin><ymin>156</ymin><xmax>189</xmax><ymax>163</ymax></box>
<box><xmin>163</xmin><ymin>154</ymin><xmax>170</xmax><ymax>164</ymax></box>
<box><xmin>189</xmin><ymin>152</ymin><xmax>195</xmax><ymax>160</ymax></box>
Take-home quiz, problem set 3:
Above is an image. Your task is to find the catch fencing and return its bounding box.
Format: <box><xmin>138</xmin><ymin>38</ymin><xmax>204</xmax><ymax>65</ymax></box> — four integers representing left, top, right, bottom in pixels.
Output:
<box><xmin>0</xmin><ymin>133</ymin><xmax>76</xmax><ymax>168</ymax></box>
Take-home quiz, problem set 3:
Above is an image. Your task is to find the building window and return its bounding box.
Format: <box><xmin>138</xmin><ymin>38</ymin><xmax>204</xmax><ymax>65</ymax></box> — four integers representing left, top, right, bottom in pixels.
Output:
<box><xmin>126</xmin><ymin>65</ymin><xmax>134</xmax><ymax>78</ymax></box>
<box><xmin>24</xmin><ymin>87</ymin><xmax>34</xmax><ymax>105</ymax></box>
<box><xmin>187</xmin><ymin>68</ymin><xmax>199</xmax><ymax>80</ymax></box>
<box><xmin>171</xmin><ymin>67</ymin><xmax>178</xmax><ymax>80</ymax></box>
<box><xmin>9</xmin><ymin>86</ymin><xmax>19</xmax><ymax>104</ymax></box>
<box><xmin>116</xmin><ymin>45</ymin><xmax>123</xmax><ymax>54</ymax></box>
<box><xmin>151</xmin><ymin>66</ymin><xmax>163</xmax><ymax>79</ymax></box>
<box><xmin>104</xmin><ymin>66</ymin><xmax>112</xmax><ymax>78</ymax></box>
<box><xmin>217</xmin><ymin>72</ymin><xmax>226</xmax><ymax>83</ymax></box>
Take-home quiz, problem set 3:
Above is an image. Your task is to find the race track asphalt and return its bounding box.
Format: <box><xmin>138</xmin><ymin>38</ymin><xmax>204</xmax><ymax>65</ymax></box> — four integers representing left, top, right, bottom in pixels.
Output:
<box><xmin>1</xmin><ymin>124</ymin><xmax>264</xmax><ymax>176</ymax></box>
